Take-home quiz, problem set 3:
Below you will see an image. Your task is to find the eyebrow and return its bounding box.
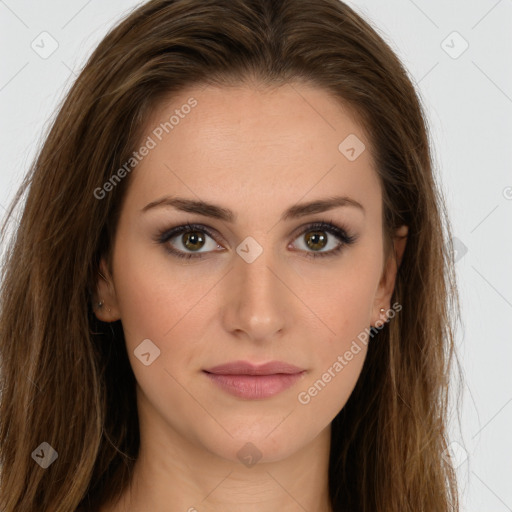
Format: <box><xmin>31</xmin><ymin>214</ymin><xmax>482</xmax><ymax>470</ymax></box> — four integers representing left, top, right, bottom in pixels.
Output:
<box><xmin>141</xmin><ymin>195</ymin><xmax>365</xmax><ymax>221</ymax></box>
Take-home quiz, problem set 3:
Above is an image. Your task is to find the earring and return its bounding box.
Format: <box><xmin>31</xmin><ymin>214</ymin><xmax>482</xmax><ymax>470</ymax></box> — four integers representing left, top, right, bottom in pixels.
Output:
<box><xmin>96</xmin><ymin>300</ymin><xmax>112</xmax><ymax>313</ymax></box>
<box><xmin>381</xmin><ymin>307</ymin><xmax>391</xmax><ymax>326</ymax></box>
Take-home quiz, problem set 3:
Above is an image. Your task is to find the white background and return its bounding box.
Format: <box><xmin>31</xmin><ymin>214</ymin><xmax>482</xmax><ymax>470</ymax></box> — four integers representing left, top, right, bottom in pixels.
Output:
<box><xmin>1</xmin><ymin>1</ymin><xmax>511</xmax><ymax>510</ymax></box>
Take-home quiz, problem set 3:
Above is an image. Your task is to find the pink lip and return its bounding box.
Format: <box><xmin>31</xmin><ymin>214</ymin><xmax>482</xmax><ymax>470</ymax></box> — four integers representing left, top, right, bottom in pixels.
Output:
<box><xmin>205</xmin><ymin>360</ymin><xmax>305</xmax><ymax>375</ymax></box>
<box><xmin>203</xmin><ymin>360</ymin><xmax>306</xmax><ymax>399</ymax></box>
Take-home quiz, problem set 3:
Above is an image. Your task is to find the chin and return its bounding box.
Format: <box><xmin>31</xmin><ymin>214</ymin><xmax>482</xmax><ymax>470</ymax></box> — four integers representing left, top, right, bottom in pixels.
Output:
<box><xmin>194</xmin><ymin>422</ymin><xmax>311</xmax><ymax>467</ymax></box>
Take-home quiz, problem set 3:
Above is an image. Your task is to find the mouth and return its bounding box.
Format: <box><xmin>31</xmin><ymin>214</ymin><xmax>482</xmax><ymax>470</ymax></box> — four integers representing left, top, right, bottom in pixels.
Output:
<box><xmin>202</xmin><ymin>360</ymin><xmax>307</xmax><ymax>400</ymax></box>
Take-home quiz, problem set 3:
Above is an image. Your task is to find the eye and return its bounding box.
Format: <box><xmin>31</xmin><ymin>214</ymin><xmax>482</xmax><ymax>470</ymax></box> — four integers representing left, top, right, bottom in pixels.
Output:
<box><xmin>154</xmin><ymin>220</ymin><xmax>357</xmax><ymax>260</ymax></box>
<box><xmin>290</xmin><ymin>221</ymin><xmax>357</xmax><ymax>259</ymax></box>
<box><xmin>155</xmin><ymin>223</ymin><xmax>222</xmax><ymax>259</ymax></box>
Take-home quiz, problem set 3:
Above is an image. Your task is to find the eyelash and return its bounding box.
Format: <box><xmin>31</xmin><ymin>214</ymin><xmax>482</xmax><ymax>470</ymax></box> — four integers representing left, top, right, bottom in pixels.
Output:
<box><xmin>154</xmin><ymin>220</ymin><xmax>357</xmax><ymax>260</ymax></box>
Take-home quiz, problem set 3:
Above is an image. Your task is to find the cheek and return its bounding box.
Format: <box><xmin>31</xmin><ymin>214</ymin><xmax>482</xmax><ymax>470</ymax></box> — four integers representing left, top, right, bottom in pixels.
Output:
<box><xmin>111</xmin><ymin>237</ymin><xmax>219</xmax><ymax>368</ymax></box>
<box><xmin>300</xmin><ymin>252</ymin><xmax>381</xmax><ymax>346</ymax></box>
<box><xmin>293</xmin><ymin>248</ymin><xmax>381</xmax><ymax>408</ymax></box>
<box><xmin>294</xmin><ymin>288</ymin><xmax>373</xmax><ymax>423</ymax></box>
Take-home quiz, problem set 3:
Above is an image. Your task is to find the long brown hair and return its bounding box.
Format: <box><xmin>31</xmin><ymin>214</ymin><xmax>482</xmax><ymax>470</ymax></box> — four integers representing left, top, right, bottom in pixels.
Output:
<box><xmin>0</xmin><ymin>0</ymin><xmax>463</xmax><ymax>510</ymax></box>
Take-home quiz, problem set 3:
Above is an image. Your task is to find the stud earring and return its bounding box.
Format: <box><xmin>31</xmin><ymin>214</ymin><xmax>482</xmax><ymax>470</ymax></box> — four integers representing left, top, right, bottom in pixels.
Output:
<box><xmin>96</xmin><ymin>300</ymin><xmax>111</xmax><ymax>313</ymax></box>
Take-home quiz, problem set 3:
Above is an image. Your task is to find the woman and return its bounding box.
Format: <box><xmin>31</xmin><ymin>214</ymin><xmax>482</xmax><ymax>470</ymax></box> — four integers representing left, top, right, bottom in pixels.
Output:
<box><xmin>0</xmin><ymin>0</ymin><xmax>462</xmax><ymax>510</ymax></box>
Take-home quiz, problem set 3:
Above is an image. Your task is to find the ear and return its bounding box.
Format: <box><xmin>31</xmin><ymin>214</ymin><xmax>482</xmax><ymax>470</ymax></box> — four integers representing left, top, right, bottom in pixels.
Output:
<box><xmin>93</xmin><ymin>257</ymin><xmax>122</xmax><ymax>322</ymax></box>
<box><xmin>371</xmin><ymin>225</ymin><xmax>408</xmax><ymax>325</ymax></box>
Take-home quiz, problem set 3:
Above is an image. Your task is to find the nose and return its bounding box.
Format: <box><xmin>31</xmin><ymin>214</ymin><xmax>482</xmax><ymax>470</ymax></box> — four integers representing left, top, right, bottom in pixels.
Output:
<box><xmin>221</xmin><ymin>246</ymin><xmax>293</xmax><ymax>343</ymax></box>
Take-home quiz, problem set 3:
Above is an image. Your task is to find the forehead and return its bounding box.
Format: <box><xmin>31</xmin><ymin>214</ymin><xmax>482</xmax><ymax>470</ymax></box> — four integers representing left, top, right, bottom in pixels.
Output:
<box><xmin>124</xmin><ymin>82</ymin><xmax>382</xmax><ymax>221</ymax></box>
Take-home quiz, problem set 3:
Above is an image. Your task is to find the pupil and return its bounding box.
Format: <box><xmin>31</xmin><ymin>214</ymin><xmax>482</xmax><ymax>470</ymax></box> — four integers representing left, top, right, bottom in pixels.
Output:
<box><xmin>184</xmin><ymin>232</ymin><xmax>204</xmax><ymax>251</ymax></box>
<box><xmin>307</xmin><ymin>231</ymin><xmax>327</xmax><ymax>251</ymax></box>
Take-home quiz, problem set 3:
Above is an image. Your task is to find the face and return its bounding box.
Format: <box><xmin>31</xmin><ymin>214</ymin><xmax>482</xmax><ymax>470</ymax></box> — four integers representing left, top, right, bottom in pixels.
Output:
<box><xmin>95</xmin><ymin>82</ymin><xmax>406</xmax><ymax>465</ymax></box>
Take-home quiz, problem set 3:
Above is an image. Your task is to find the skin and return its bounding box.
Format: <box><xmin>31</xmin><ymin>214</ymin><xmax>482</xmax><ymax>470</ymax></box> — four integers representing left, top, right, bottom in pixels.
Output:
<box><xmin>95</xmin><ymin>81</ymin><xmax>408</xmax><ymax>512</ymax></box>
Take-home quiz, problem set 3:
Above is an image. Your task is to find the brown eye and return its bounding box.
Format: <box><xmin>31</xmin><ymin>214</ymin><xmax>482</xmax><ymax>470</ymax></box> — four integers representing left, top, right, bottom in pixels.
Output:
<box><xmin>291</xmin><ymin>221</ymin><xmax>357</xmax><ymax>259</ymax></box>
<box><xmin>156</xmin><ymin>221</ymin><xmax>356</xmax><ymax>261</ymax></box>
<box><xmin>157</xmin><ymin>224</ymin><xmax>223</xmax><ymax>259</ymax></box>
<box><xmin>293</xmin><ymin>227</ymin><xmax>341</xmax><ymax>255</ymax></box>
<box><xmin>304</xmin><ymin>231</ymin><xmax>328</xmax><ymax>251</ymax></box>
<box><xmin>182</xmin><ymin>231</ymin><xmax>206</xmax><ymax>252</ymax></box>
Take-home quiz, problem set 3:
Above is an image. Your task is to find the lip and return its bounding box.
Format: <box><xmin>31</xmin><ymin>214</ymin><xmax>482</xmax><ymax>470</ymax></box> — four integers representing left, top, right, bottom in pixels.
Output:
<box><xmin>203</xmin><ymin>360</ymin><xmax>307</xmax><ymax>399</ymax></box>
<box><xmin>204</xmin><ymin>360</ymin><xmax>305</xmax><ymax>375</ymax></box>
